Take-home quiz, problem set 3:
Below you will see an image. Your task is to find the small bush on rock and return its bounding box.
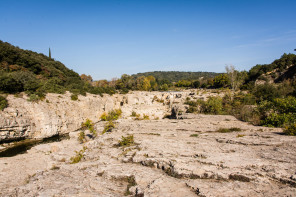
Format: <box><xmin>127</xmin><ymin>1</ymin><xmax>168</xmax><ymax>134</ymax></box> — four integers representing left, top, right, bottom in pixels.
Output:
<box><xmin>143</xmin><ymin>114</ymin><xmax>150</xmax><ymax>120</ymax></box>
<box><xmin>100</xmin><ymin>112</ymin><xmax>108</xmax><ymax>121</ymax></box>
<box><xmin>71</xmin><ymin>94</ymin><xmax>78</xmax><ymax>101</ymax></box>
<box><xmin>118</xmin><ymin>135</ymin><xmax>134</xmax><ymax>147</ymax></box>
<box><xmin>78</xmin><ymin>131</ymin><xmax>85</xmax><ymax>143</ymax></box>
<box><xmin>102</xmin><ymin>121</ymin><xmax>115</xmax><ymax>134</ymax></box>
<box><xmin>81</xmin><ymin>119</ymin><xmax>96</xmax><ymax>136</ymax></box>
<box><xmin>131</xmin><ymin>111</ymin><xmax>137</xmax><ymax>117</ymax></box>
<box><xmin>70</xmin><ymin>146</ymin><xmax>87</xmax><ymax>164</ymax></box>
<box><xmin>216</xmin><ymin>127</ymin><xmax>242</xmax><ymax>133</ymax></box>
<box><xmin>100</xmin><ymin>109</ymin><xmax>122</xmax><ymax>121</ymax></box>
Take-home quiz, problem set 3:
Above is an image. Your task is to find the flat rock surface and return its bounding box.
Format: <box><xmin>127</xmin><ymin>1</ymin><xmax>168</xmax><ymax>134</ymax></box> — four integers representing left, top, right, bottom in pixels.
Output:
<box><xmin>1</xmin><ymin>114</ymin><xmax>296</xmax><ymax>196</ymax></box>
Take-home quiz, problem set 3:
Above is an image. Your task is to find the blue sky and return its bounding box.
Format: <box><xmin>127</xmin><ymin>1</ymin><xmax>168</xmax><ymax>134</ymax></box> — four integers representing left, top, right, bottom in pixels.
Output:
<box><xmin>1</xmin><ymin>0</ymin><xmax>296</xmax><ymax>80</ymax></box>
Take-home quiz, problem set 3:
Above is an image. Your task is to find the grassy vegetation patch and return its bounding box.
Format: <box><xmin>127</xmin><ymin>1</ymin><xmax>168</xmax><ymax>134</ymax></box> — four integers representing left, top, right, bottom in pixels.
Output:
<box><xmin>118</xmin><ymin>135</ymin><xmax>134</xmax><ymax>147</ymax></box>
<box><xmin>216</xmin><ymin>127</ymin><xmax>242</xmax><ymax>133</ymax></box>
<box><xmin>78</xmin><ymin>131</ymin><xmax>85</xmax><ymax>143</ymax></box>
<box><xmin>70</xmin><ymin>146</ymin><xmax>87</xmax><ymax>164</ymax></box>
<box><xmin>143</xmin><ymin>114</ymin><xmax>150</xmax><ymax>120</ymax></box>
<box><xmin>71</xmin><ymin>94</ymin><xmax>78</xmax><ymax>101</ymax></box>
<box><xmin>100</xmin><ymin>109</ymin><xmax>122</xmax><ymax>121</ymax></box>
<box><xmin>102</xmin><ymin>121</ymin><xmax>115</xmax><ymax>134</ymax></box>
<box><xmin>81</xmin><ymin>118</ymin><xmax>96</xmax><ymax>136</ymax></box>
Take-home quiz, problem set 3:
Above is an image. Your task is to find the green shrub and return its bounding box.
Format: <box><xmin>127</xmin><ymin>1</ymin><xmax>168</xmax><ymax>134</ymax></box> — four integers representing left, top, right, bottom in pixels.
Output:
<box><xmin>131</xmin><ymin>111</ymin><xmax>137</xmax><ymax>117</ymax></box>
<box><xmin>190</xmin><ymin>134</ymin><xmax>198</xmax><ymax>137</ymax></box>
<box><xmin>100</xmin><ymin>109</ymin><xmax>122</xmax><ymax>121</ymax></box>
<box><xmin>0</xmin><ymin>74</ymin><xmax>23</xmax><ymax>93</ymax></box>
<box><xmin>204</xmin><ymin>96</ymin><xmax>223</xmax><ymax>114</ymax></box>
<box><xmin>143</xmin><ymin>114</ymin><xmax>150</xmax><ymax>120</ymax></box>
<box><xmin>102</xmin><ymin>121</ymin><xmax>115</xmax><ymax>134</ymax></box>
<box><xmin>237</xmin><ymin>105</ymin><xmax>261</xmax><ymax>125</ymax></box>
<box><xmin>185</xmin><ymin>99</ymin><xmax>205</xmax><ymax>113</ymax></box>
<box><xmin>284</xmin><ymin>123</ymin><xmax>296</xmax><ymax>136</ymax></box>
<box><xmin>186</xmin><ymin>106</ymin><xmax>198</xmax><ymax>113</ymax></box>
<box><xmin>71</xmin><ymin>94</ymin><xmax>78</xmax><ymax>101</ymax></box>
<box><xmin>252</xmin><ymin>84</ymin><xmax>282</xmax><ymax>102</ymax></box>
<box><xmin>100</xmin><ymin>112</ymin><xmax>108</xmax><ymax>121</ymax></box>
<box><xmin>27</xmin><ymin>93</ymin><xmax>45</xmax><ymax>102</ymax></box>
<box><xmin>0</xmin><ymin>95</ymin><xmax>8</xmax><ymax>110</ymax></box>
<box><xmin>78</xmin><ymin>131</ymin><xmax>85</xmax><ymax>143</ymax></box>
<box><xmin>81</xmin><ymin>119</ymin><xmax>96</xmax><ymax>136</ymax></box>
<box><xmin>70</xmin><ymin>146</ymin><xmax>87</xmax><ymax>164</ymax></box>
<box><xmin>216</xmin><ymin>127</ymin><xmax>242</xmax><ymax>133</ymax></box>
<box><xmin>258</xmin><ymin>96</ymin><xmax>296</xmax><ymax>127</ymax></box>
<box><xmin>118</xmin><ymin>135</ymin><xmax>134</xmax><ymax>147</ymax></box>
<box><xmin>40</xmin><ymin>77</ymin><xmax>66</xmax><ymax>94</ymax></box>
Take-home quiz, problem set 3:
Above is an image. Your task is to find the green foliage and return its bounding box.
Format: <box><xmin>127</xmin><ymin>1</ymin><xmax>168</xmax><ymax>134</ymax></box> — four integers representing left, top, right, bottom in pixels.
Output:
<box><xmin>27</xmin><ymin>92</ymin><xmax>45</xmax><ymax>102</ymax></box>
<box><xmin>0</xmin><ymin>72</ymin><xmax>23</xmax><ymax>93</ymax></box>
<box><xmin>0</xmin><ymin>41</ymin><xmax>116</xmax><ymax>96</ymax></box>
<box><xmin>71</xmin><ymin>94</ymin><xmax>78</xmax><ymax>101</ymax></box>
<box><xmin>49</xmin><ymin>48</ymin><xmax>51</xmax><ymax>59</ymax></box>
<box><xmin>118</xmin><ymin>135</ymin><xmax>134</xmax><ymax>147</ymax></box>
<box><xmin>216</xmin><ymin>127</ymin><xmax>242</xmax><ymax>133</ymax></box>
<box><xmin>78</xmin><ymin>131</ymin><xmax>85</xmax><ymax>143</ymax></box>
<box><xmin>0</xmin><ymin>95</ymin><xmax>8</xmax><ymax>110</ymax></box>
<box><xmin>213</xmin><ymin>74</ymin><xmax>230</xmax><ymax>88</ymax></box>
<box><xmin>192</xmin><ymin>80</ymin><xmax>200</xmax><ymax>88</ymax></box>
<box><xmin>284</xmin><ymin>123</ymin><xmax>296</xmax><ymax>136</ymax></box>
<box><xmin>81</xmin><ymin>119</ymin><xmax>96</xmax><ymax>135</ymax></box>
<box><xmin>70</xmin><ymin>146</ymin><xmax>87</xmax><ymax>164</ymax></box>
<box><xmin>258</xmin><ymin>96</ymin><xmax>296</xmax><ymax>127</ymax></box>
<box><xmin>204</xmin><ymin>97</ymin><xmax>223</xmax><ymax>114</ymax></box>
<box><xmin>159</xmin><ymin>83</ymin><xmax>169</xmax><ymax>91</ymax></box>
<box><xmin>190</xmin><ymin>134</ymin><xmax>198</xmax><ymax>137</ymax></box>
<box><xmin>246</xmin><ymin>53</ymin><xmax>296</xmax><ymax>84</ymax></box>
<box><xmin>252</xmin><ymin>82</ymin><xmax>294</xmax><ymax>102</ymax></box>
<box><xmin>100</xmin><ymin>109</ymin><xmax>122</xmax><ymax>121</ymax></box>
<box><xmin>102</xmin><ymin>121</ymin><xmax>115</xmax><ymax>134</ymax></box>
<box><xmin>252</xmin><ymin>84</ymin><xmax>280</xmax><ymax>102</ymax></box>
<box><xmin>131</xmin><ymin>111</ymin><xmax>138</xmax><ymax>117</ymax></box>
<box><xmin>185</xmin><ymin>99</ymin><xmax>205</xmax><ymax>113</ymax></box>
<box><xmin>143</xmin><ymin>114</ymin><xmax>150</xmax><ymax>120</ymax></box>
<box><xmin>176</xmin><ymin>80</ymin><xmax>192</xmax><ymax>87</ymax></box>
<box><xmin>100</xmin><ymin>112</ymin><xmax>108</xmax><ymax>121</ymax></box>
<box><xmin>132</xmin><ymin>71</ymin><xmax>219</xmax><ymax>83</ymax></box>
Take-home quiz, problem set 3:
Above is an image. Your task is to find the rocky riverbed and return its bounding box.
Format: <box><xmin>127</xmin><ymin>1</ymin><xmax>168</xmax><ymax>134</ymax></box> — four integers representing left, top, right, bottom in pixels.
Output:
<box><xmin>1</xmin><ymin>114</ymin><xmax>295</xmax><ymax>196</ymax></box>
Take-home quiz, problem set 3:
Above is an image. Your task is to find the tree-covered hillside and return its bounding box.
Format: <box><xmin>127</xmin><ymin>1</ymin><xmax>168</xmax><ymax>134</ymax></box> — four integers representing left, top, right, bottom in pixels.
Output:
<box><xmin>0</xmin><ymin>40</ymin><xmax>115</xmax><ymax>98</ymax></box>
<box><xmin>246</xmin><ymin>53</ymin><xmax>296</xmax><ymax>84</ymax></box>
<box><xmin>132</xmin><ymin>71</ymin><xmax>219</xmax><ymax>83</ymax></box>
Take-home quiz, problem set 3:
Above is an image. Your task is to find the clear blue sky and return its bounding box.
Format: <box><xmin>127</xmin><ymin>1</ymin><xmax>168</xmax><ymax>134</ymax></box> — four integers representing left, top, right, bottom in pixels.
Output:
<box><xmin>1</xmin><ymin>0</ymin><xmax>295</xmax><ymax>80</ymax></box>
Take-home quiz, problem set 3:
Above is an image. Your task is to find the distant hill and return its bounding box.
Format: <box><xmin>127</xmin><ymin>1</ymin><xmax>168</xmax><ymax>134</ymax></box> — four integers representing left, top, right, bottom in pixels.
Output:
<box><xmin>247</xmin><ymin>53</ymin><xmax>296</xmax><ymax>85</ymax></box>
<box><xmin>132</xmin><ymin>71</ymin><xmax>220</xmax><ymax>83</ymax></box>
<box><xmin>0</xmin><ymin>40</ymin><xmax>114</xmax><ymax>96</ymax></box>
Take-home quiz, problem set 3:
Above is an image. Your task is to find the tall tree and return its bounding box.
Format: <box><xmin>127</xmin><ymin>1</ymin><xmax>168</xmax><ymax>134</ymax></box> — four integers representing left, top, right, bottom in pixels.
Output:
<box><xmin>225</xmin><ymin>65</ymin><xmax>244</xmax><ymax>92</ymax></box>
<box><xmin>49</xmin><ymin>47</ymin><xmax>51</xmax><ymax>59</ymax></box>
